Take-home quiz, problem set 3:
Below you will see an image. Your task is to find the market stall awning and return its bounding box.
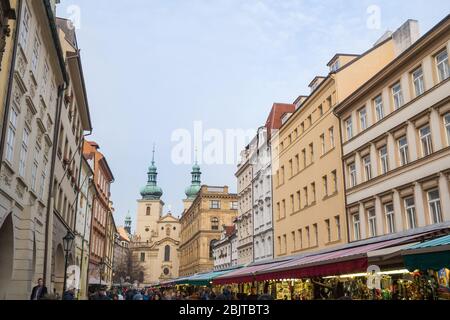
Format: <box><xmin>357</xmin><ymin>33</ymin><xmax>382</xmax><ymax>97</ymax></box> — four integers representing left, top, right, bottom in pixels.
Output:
<box><xmin>255</xmin><ymin>235</ymin><xmax>424</xmax><ymax>281</ymax></box>
<box><xmin>403</xmin><ymin>235</ymin><xmax>450</xmax><ymax>271</ymax></box>
<box><xmin>213</xmin><ymin>260</ymin><xmax>293</xmax><ymax>285</ymax></box>
<box><xmin>184</xmin><ymin>268</ymin><xmax>241</xmax><ymax>286</ymax></box>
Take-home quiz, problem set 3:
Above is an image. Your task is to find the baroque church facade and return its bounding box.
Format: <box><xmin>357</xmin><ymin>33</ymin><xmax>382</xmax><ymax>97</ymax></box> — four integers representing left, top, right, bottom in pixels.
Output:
<box><xmin>131</xmin><ymin>149</ymin><xmax>181</xmax><ymax>285</ymax></box>
<box><xmin>131</xmin><ymin>149</ymin><xmax>203</xmax><ymax>285</ymax></box>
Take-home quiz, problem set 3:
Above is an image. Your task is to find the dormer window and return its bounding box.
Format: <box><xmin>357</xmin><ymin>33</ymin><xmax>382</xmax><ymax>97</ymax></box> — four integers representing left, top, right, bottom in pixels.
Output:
<box><xmin>330</xmin><ymin>60</ymin><xmax>340</xmax><ymax>72</ymax></box>
<box><xmin>309</xmin><ymin>77</ymin><xmax>325</xmax><ymax>93</ymax></box>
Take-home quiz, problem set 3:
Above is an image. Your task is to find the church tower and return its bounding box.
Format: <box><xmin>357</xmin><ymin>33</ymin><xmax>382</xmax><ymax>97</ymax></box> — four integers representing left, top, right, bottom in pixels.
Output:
<box><xmin>124</xmin><ymin>211</ymin><xmax>132</xmax><ymax>236</ymax></box>
<box><xmin>183</xmin><ymin>156</ymin><xmax>202</xmax><ymax>212</ymax></box>
<box><xmin>136</xmin><ymin>146</ymin><xmax>165</xmax><ymax>242</ymax></box>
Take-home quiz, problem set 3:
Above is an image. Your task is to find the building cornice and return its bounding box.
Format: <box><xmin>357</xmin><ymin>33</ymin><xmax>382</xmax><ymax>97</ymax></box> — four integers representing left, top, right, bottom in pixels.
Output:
<box><xmin>335</xmin><ymin>15</ymin><xmax>450</xmax><ymax>116</ymax></box>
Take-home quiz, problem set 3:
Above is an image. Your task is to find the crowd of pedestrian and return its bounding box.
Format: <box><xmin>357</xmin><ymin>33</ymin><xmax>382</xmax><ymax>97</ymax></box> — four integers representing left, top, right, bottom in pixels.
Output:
<box><xmin>86</xmin><ymin>286</ymin><xmax>273</xmax><ymax>301</ymax></box>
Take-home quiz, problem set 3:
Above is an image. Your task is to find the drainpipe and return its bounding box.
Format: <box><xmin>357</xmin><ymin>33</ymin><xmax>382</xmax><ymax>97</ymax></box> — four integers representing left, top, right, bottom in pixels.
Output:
<box><xmin>0</xmin><ymin>0</ymin><xmax>21</xmax><ymax>175</ymax></box>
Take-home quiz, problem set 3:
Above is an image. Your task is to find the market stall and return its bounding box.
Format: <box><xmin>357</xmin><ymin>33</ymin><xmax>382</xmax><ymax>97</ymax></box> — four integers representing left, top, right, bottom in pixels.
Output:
<box><xmin>402</xmin><ymin>234</ymin><xmax>450</xmax><ymax>299</ymax></box>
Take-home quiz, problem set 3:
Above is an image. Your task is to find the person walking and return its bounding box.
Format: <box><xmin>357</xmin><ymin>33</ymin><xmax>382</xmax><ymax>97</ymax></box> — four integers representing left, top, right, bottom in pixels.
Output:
<box><xmin>30</xmin><ymin>278</ymin><xmax>48</xmax><ymax>300</ymax></box>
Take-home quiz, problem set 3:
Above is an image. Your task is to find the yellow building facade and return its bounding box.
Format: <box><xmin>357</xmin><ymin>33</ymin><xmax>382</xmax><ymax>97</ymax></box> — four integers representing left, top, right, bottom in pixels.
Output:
<box><xmin>272</xmin><ymin>28</ymin><xmax>401</xmax><ymax>258</ymax></box>
<box><xmin>179</xmin><ymin>185</ymin><xmax>238</xmax><ymax>276</ymax></box>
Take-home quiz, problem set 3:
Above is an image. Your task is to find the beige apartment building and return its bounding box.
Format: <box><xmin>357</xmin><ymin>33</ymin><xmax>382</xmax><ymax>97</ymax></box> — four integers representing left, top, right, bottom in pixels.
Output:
<box><xmin>47</xmin><ymin>17</ymin><xmax>92</xmax><ymax>295</ymax></box>
<box><xmin>335</xmin><ymin>16</ymin><xmax>450</xmax><ymax>242</ymax></box>
<box><xmin>271</xmin><ymin>21</ymin><xmax>423</xmax><ymax>258</ymax></box>
<box><xmin>179</xmin><ymin>185</ymin><xmax>238</xmax><ymax>276</ymax></box>
<box><xmin>236</xmin><ymin>146</ymin><xmax>253</xmax><ymax>265</ymax></box>
<box><xmin>0</xmin><ymin>0</ymin><xmax>67</xmax><ymax>299</ymax></box>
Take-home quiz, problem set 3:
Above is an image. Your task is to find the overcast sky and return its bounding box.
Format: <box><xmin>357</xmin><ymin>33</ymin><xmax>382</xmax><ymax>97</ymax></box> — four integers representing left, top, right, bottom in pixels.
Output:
<box><xmin>56</xmin><ymin>0</ymin><xmax>449</xmax><ymax>231</ymax></box>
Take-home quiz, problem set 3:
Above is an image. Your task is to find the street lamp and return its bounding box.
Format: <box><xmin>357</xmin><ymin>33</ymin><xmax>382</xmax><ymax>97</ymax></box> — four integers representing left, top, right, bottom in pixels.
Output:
<box><xmin>62</xmin><ymin>231</ymin><xmax>75</xmax><ymax>294</ymax></box>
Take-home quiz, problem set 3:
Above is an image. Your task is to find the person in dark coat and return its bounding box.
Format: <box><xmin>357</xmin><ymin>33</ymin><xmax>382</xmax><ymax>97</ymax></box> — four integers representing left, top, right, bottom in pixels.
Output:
<box><xmin>62</xmin><ymin>288</ymin><xmax>75</xmax><ymax>300</ymax></box>
<box><xmin>30</xmin><ymin>278</ymin><xmax>48</xmax><ymax>300</ymax></box>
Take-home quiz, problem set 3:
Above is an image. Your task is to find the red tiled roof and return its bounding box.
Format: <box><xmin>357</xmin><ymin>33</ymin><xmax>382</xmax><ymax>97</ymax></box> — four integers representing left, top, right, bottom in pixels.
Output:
<box><xmin>265</xmin><ymin>103</ymin><xmax>296</xmax><ymax>138</ymax></box>
<box><xmin>224</xmin><ymin>225</ymin><xmax>236</xmax><ymax>237</ymax></box>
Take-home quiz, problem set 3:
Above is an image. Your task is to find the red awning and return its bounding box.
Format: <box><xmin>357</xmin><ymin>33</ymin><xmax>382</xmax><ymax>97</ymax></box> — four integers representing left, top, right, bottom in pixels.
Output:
<box><xmin>213</xmin><ymin>261</ymin><xmax>291</xmax><ymax>285</ymax></box>
<box><xmin>255</xmin><ymin>235</ymin><xmax>423</xmax><ymax>281</ymax></box>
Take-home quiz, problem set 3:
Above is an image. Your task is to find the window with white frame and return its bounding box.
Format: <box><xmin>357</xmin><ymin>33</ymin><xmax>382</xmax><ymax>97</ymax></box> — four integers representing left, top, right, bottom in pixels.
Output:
<box><xmin>322</xmin><ymin>175</ymin><xmax>328</xmax><ymax>197</ymax></box>
<box><xmin>436</xmin><ymin>49</ymin><xmax>449</xmax><ymax>82</ymax></box>
<box><xmin>5</xmin><ymin>108</ymin><xmax>18</xmax><ymax>163</ymax></box>
<box><xmin>30</xmin><ymin>146</ymin><xmax>40</xmax><ymax>192</ymax></box>
<box><xmin>18</xmin><ymin>128</ymin><xmax>30</xmax><ymax>177</ymax></box>
<box><xmin>419</xmin><ymin>125</ymin><xmax>433</xmax><ymax>157</ymax></box>
<box><xmin>31</xmin><ymin>34</ymin><xmax>41</xmax><ymax>73</ymax></box>
<box><xmin>379</xmin><ymin>146</ymin><xmax>389</xmax><ymax>175</ymax></box>
<box><xmin>385</xmin><ymin>203</ymin><xmax>396</xmax><ymax>234</ymax></box>
<box><xmin>349</xmin><ymin>162</ymin><xmax>357</xmax><ymax>187</ymax></box>
<box><xmin>412</xmin><ymin>67</ymin><xmax>425</xmax><ymax>97</ymax></box>
<box><xmin>325</xmin><ymin>219</ymin><xmax>331</xmax><ymax>242</ymax></box>
<box><xmin>330</xmin><ymin>60</ymin><xmax>340</xmax><ymax>72</ymax></box>
<box><xmin>329</xmin><ymin>127</ymin><xmax>335</xmax><ymax>149</ymax></box>
<box><xmin>352</xmin><ymin>214</ymin><xmax>361</xmax><ymax>241</ymax></box>
<box><xmin>392</xmin><ymin>82</ymin><xmax>404</xmax><ymax>110</ymax></box>
<box><xmin>42</xmin><ymin>61</ymin><xmax>49</xmax><ymax>97</ymax></box>
<box><xmin>427</xmin><ymin>189</ymin><xmax>442</xmax><ymax>224</ymax></box>
<box><xmin>345</xmin><ymin>117</ymin><xmax>353</xmax><ymax>140</ymax></box>
<box><xmin>363</xmin><ymin>155</ymin><xmax>372</xmax><ymax>181</ymax></box>
<box><xmin>398</xmin><ymin>136</ymin><xmax>409</xmax><ymax>166</ymax></box>
<box><xmin>374</xmin><ymin>95</ymin><xmax>384</xmax><ymax>121</ymax></box>
<box><xmin>38</xmin><ymin>160</ymin><xmax>47</xmax><ymax>199</ymax></box>
<box><xmin>18</xmin><ymin>4</ymin><xmax>30</xmax><ymax>49</ymax></box>
<box><xmin>404</xmin><ymin>197</ymin><xmax>417</xmax><ymax>230</ymax></box>
<box><xmin>335</xmin><ymin>215</ymin><xmax>341</xmax><ymax>240</ymax></box>
<box><xmin>367</xmin><ymin>208</ymin><xmax>377</xmax><ymax>238</ymax></box>
<box><xmin>320</xmin><ymin>134</ymin><xmax>325</xmax><ymax>155</ymax></box>
<box><xmin>359</xmin><ymin>107</ymin><xmax>368</xmax><ymax>131</ymax></box>
<box><xmin>210</xmin><ymin>200</ymin><xmax>220</xmax><ymax>209</ymax></box>
<box><xmin>444</xmin><ymin>113</ymin><xmax>450</xmax><ymax>146</ymax></box>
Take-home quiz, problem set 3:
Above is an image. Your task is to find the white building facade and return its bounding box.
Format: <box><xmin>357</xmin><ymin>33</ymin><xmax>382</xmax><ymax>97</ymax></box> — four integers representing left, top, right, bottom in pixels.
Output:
<box><xmin>212</xmin><ymin>226</ymin><xmax>236</xmax><ymax>271</ymax></box>
<box><xmin>251</xmin><ymin>128</ymin><xmax>274</xmax><ymax>263</ymax></box>
<box><xmin>335</xmin><ymin>17</ymin><xmax>450</xmax><ymax>242</ymax></box>
<box><xmin>236</xmin><ymin>146</ymin><xmax>253</xmax><ymax>266</ymax></box>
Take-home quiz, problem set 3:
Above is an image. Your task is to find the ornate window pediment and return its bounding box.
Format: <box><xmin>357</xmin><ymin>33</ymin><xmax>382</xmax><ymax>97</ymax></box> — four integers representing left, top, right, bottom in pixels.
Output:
<box><xmin>0</xmin><ymin>0</ymin><xmax>15</xmax><ymax>71</ymax></box>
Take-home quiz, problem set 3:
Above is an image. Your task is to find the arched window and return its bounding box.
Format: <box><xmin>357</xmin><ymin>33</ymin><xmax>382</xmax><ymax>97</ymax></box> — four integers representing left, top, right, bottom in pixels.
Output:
<box><xmin>164</xmin><ymin>245</ymin><xmax>170</xmax><ymax>262</ymax></box>
<box><xmin>211</xmin><ymin>218</ymin><xmax>219</xmax><ymax>230</ymax></box>
<box><xmin>146</xmin><ymin>207</ymin><xmax>151</xmax><ymax>216</ymax></box>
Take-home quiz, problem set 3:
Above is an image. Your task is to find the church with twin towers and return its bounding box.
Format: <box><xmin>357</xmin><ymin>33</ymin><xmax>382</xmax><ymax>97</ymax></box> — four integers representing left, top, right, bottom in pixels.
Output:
<box><xmin>131</xmin><ymin>147</ymin><xmax>202</xmax><ymax>285</ymax></box>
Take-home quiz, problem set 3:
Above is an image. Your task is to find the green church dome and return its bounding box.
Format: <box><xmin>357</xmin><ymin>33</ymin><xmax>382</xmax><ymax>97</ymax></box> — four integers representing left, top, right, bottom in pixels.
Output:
<box><xmin>185</xmin><ymin>159</ymin><xmax>202</xmax><ymax>200</ymax></box>
<box><xmin>140</xmin><ymin>146</ymin><xmax>163</xmax><ymax>200</ymax></box>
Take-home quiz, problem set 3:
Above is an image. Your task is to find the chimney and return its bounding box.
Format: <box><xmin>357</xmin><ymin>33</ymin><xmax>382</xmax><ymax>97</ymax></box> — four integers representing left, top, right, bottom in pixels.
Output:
<box><xmin>392</xmin><ymin>19</ymin><xmax>420</xmax><ymax>56</ymax></box>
